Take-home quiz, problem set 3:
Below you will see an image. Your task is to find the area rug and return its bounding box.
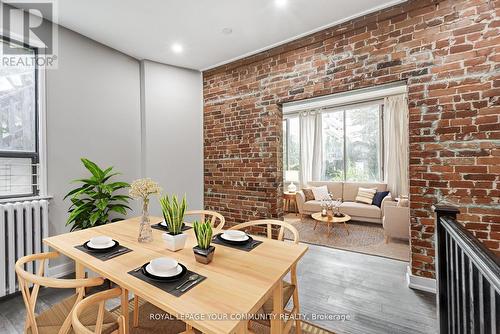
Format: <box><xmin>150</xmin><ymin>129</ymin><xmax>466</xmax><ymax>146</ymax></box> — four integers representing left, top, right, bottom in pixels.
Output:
<box><xmin>111</xmin><ymin>298</ymin><xmax>334</xmax><ymax>334</ymax></box>
<box><xmin>284</xmin><ymin>214</ymin><xmax>410</xmax><ymax>261</ymax></box>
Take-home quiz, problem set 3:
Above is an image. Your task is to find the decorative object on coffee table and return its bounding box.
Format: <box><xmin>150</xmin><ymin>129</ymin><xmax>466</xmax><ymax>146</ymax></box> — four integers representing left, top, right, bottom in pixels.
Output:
<box><xmin>311</xmin><ymin>212</ymin><xmax>350</xmax><ymax>237</ymax></box>
<box><xmin>130</xmin><ymin>178</ymin><xmax>162</xmax><ymax>243</ymax></box>
<box><xmin>192</xmin><ymin>219</ymin><xmax>215</xmax><ymax>264</ymax></box>
<box><xmin>160</xmin><ymin>194</ymin><xmax>188</xmax><ymax>251</ymax></box>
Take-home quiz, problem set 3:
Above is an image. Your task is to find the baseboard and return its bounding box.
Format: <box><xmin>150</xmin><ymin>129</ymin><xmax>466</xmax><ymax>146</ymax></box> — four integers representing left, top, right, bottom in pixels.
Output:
<box><xmin>406</xmin><ymin>265</ymin><xmax>436</xmax><ymax>293</ymax></box>
<box><xmin>47</xmin><ymin>261</ymin><xmax>75</xmax><ymax>278</ymax></box>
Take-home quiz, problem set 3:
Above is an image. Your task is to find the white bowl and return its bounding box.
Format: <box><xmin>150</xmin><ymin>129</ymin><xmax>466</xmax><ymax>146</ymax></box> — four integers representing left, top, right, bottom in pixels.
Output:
<box><xmin>150</xmin><ymin>257</ymin><xmax>178</xmax><ymax>275</ymax></box>
<box><xmin>222</xmin><ymin>230</ymin><xmax>247</xmax><ymax>241</ymax></box>
<box><xmin>90</xmin><ymin>236</ymin><xmax>112</xmax><ymax>246</ymax></box>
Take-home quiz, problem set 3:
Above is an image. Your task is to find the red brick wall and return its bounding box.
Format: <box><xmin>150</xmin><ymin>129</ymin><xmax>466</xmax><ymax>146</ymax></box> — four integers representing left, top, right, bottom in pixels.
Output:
<box><xmin>203</xmin><ymin>0</ymin><xmax>500</xmax><ymax>278</ymax></box>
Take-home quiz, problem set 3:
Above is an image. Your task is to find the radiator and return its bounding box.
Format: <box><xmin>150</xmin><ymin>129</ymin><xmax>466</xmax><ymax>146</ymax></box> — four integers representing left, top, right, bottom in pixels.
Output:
<box><xmin>0</xmin><ymin>199</ymin><xmax>49</xmax><ymax>297</ymax></box>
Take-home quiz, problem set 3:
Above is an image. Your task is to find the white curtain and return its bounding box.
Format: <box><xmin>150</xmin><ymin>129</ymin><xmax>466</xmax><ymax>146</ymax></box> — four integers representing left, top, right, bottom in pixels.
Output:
<box><xmin>384</xmin><ymin>94</ymin><xmax>409</xmax><ymax>198</ymax></box>
<box><xmin>299</xmin><ymin>110</ymin><xmax>322</xmax><ymax>186</ymax></box>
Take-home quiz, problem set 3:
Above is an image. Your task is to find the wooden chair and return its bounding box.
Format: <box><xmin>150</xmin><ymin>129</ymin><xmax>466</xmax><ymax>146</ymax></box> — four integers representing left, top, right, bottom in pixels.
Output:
<box><xmin>131</xmin><ymin>210</ymin><xmax>225</xmax><ymax>329</ymax></box>
<box><xmin>15</xmin><ymin>251</ymin><xmax>117</xmax><ymax>334</ymax></box>
<box><xmin>229</xmin><ymin>220</ymin><xmax>302</xmax><ymax>334</ymax></box>
<box><xmin>185</xmin><ymin>209</ymin><xmax>225</xmax><ymax>231</ymax></box>
<box><xmin>72</xmin><ymin>287</ymin><xmax>125</xmax><ymax>334</ymax></box>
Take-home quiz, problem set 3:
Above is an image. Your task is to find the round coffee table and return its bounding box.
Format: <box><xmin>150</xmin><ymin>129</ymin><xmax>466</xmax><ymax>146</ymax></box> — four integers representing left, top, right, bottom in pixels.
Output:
<box><xmin>311</xmin><ymin>212</ymin><xmax>350</xmax><ymax>237</ymax></box>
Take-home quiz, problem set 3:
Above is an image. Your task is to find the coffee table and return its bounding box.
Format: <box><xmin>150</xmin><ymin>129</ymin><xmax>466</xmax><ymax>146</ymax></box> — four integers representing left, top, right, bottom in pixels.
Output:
<box><xmin>311</xmin><ymin>212</ymin><xmax>350</xmax><ymax>237</ymax></box>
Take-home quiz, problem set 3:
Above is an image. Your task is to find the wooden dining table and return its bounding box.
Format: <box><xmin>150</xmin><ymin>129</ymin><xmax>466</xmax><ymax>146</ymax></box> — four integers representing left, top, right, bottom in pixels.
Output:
<box><xmin>43</xmin><ymin>216</ymin><xmax>308</xmax><ymax>334</ymax></box>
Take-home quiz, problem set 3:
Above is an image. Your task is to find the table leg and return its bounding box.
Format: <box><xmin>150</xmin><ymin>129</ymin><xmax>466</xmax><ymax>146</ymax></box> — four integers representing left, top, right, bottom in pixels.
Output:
<box><xmin>327</xmin><ymin>222</ymin><xmax>332</xmax><ymax>237</ymax></box>
<box><xmin>235</xmin><ymin>321</ymin><xmax>249</xmax><ymax>334</ymax></box>
<box><xmin>75</xmin><ymin>261</ymin><xmax>84</xmax><ymax>295</ymax></box>
<box><xmin>344</xmin><ymin>222</ymin><xmax>349</xmax><ymax>235</ymax></box>
<box><xmin>271</xmin><ymin>279</ymin><xmax>283</xmax><ymax>334</ymax></box>
<box><xmin>121</xmin><ymin>288</ymin><xmax>130</xmax><ymax>334</ymax></box>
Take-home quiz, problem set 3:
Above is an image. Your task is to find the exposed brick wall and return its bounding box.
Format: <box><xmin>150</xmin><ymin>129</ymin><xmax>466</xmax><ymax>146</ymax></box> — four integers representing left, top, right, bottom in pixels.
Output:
<box><xmin>203</xmin><ymin>0</ymin><xmax>500</xmax><ymax>278</ymax></box>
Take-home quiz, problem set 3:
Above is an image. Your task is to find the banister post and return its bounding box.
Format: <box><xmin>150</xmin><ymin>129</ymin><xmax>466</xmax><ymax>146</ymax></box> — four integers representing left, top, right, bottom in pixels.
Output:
<box><xmin>433</xmin><ymin>202</ymin><xmax>460</xmax><ymax>333</ymax></box>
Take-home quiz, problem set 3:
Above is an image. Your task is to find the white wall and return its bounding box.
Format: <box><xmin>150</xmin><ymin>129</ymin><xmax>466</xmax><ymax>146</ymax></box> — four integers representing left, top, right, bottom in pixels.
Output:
<box><xmin>45</xmin><ymin>27</ymin><xmax>142</xmax><ymax>268</ymax></box>
<box><xmin>142</xmin><ymin>60</ymin><xmax>204</xmax><ymax>215</ymax></box>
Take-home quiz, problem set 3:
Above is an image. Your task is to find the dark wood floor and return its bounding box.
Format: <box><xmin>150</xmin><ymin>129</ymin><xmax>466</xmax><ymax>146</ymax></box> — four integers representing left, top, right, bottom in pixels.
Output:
<box><xmin>0</xmin><ymin>244</ymin><xmax>437</xmax><ymax>334</ymax></box>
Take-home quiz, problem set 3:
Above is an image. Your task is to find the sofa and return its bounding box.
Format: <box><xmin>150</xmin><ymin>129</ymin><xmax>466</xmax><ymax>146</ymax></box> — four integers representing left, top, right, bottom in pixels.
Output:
<box><xmin>295</xmin><ymin>181</ymin><xmax>394</xmax><ymax>224</ymax></box>
<box><xmin>383</xmin><ymin>204</ymin><xmax>410</xmax><ymax>242</ymax></box>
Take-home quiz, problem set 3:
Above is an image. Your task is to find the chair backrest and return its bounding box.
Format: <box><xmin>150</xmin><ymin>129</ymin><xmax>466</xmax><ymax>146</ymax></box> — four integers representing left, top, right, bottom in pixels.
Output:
<box><xmin>229</xmin><ymin>219</ymin><xmax>299</xmax><ymax>244</ymax></box>
<box><xmin>72</xmin><ymin>287</ymin><xmax>124</xmax><ymax>334</ymax></box>
<box><xmin>185</xmin><ymin>210</ymin><xmax>225</xmax><ymax>231</ymax></box>
<box><xmin>15</xmin><ymin>252</ymin><xmax>105</xmax><ymax>334</ymax></box>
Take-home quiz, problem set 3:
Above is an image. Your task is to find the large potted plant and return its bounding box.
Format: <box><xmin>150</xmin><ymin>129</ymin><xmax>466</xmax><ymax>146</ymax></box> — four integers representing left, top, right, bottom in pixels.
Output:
<box><xmin>65</xmin><ymin>158</ymin><xmax>131</xmax><ymax>231</ymax></box>
<box><xmin>159</xmin><ymin>194</ymin><xmax>187</xmax><ymax>251</ymax></box>
<box><xmin>193</xmin><ymin>220</ymin><xmax>215</xmax><ymax>264</ymax></box>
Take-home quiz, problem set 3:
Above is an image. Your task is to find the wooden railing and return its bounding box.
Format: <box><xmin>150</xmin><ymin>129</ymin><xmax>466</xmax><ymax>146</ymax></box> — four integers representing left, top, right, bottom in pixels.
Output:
<box><xmin>434</xmin><ymin>204</ymin><xmax>499</xmax><ymax>334</ymax></box>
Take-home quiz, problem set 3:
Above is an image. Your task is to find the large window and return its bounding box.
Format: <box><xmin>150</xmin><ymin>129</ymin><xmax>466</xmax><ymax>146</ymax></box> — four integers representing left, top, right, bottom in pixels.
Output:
<box><xmin>283</xmin><ymin>102</ymin><xmax>383</xmax><ymax>182</ymax></box>
<box><xmin>0</xmin><ymin>38</ymin><xmax>39</xmax><ymax>198</ymax></box>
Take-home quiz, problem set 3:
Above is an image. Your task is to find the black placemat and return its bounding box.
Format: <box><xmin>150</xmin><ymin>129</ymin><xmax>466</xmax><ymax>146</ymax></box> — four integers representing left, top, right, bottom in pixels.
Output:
<box><xmin>152</xmin><ymin>223</ymin><xmax>192</xmax><ymax>232</ymax></box>
<box><xmin>75</xmin><ymin>243</ymin><xmax>132</xmax><ymax>261</ymax></box>
<box><xmin>128</xmin><ymin>265</ymin><xmax>206</xmax><ymax>297</ymax></box>
<box><xmin>211</xmin><ymin>233</ymin><xmax>262</xmax><ymax>252</ymax></box>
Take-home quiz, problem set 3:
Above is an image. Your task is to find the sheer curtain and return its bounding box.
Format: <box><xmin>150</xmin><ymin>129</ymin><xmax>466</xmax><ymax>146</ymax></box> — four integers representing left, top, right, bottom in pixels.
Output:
<box><xmin>299</xmin><ymin>110</ymin><xmax>322</xmax><ymax>186</ymax></box>
<box><xmin>383</xmin><ymin>94</ymin><xmax>409</xmax><ymax>198</ymax></box>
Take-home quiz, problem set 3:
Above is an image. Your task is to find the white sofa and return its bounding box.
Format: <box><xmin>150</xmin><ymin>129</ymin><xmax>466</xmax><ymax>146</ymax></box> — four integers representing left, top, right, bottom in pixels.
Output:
<box><xmin>295</xmin><ymin>181</ymin><xmax>394</xmax><ymax>224</ymax></box>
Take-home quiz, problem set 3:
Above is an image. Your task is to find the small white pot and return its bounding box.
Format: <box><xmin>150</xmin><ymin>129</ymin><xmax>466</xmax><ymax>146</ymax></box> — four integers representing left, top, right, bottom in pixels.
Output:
<box><xmin>162</xmin><ymin>232</ymin><xmax>187</xmax><ymax>252</ymax></box>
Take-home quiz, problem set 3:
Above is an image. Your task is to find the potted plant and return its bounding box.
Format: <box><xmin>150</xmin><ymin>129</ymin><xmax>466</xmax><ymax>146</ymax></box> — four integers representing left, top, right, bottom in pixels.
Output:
<box><xmin>65</xmin><ymin>158</ymin><xmax>131</xmax><ymax>231</ymax></box>
<box><xmin>129</xmin><ymin>178</ymin><xmax>161</xmax><ymax>243</ymax></box>
<box><xmin>159</xmin><ymin>194</ymin><xmax>187</xmax><ymax>251</ymax></box>
<box><xmin>192</xmin><ymin>219</ymin><xmax>215</xmax><ymax>264</ymax></box>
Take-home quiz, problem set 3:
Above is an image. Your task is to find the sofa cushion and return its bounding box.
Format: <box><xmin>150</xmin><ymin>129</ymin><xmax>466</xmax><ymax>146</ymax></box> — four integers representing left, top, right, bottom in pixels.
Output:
<box><xmin>343</xmin><ymin>182</ymin><xmax>387</xmax><ymax>201</ymax></box>
<box><xmin>302</xmin><ymin>188</ymin><xmax>315</xmax><ymax>201</ymax></box>
<box><xmin>340</xmin><ymin>201</ymin><xmax>382</xmax><ymax>219</ymax></box>
<box><xmin>303</xmin><ymin>200</ymin><xmax>323</xmax><ymax>213</ymax></box>
<box><xmin>355</xmin><ymin>187</ymin><xmax>377</xmax><ymax>204</ymax></box>
<box><xmin>311</xmin><ymin>185</ymin><xmax>330</xmax><ymax>200</ymax></box>
<box><xmin>307</xmin><ymin>181</ymin><xmax>343</xmax><ymax>200</ymax></box>
<box><xmin>372</xmin><ymin>191</ymin><xmax>390</xmax><ymax>208</ymax></box>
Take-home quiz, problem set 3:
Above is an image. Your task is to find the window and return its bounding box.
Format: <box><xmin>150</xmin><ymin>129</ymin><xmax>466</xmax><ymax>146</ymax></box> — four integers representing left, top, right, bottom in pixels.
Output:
<box><xmin>283</xmin><ymin>102</ymin><xmax>383</xmax><ymax>182</ymax></box>
<box><xmin>0</xmin><ymin>38</ymin><xmax>39</xmax><ymax>198</ymax></box>
<box><xmin>283</xmin><ymin>116</ymin><xmax>300</xmax><ymax>172</ymax></box>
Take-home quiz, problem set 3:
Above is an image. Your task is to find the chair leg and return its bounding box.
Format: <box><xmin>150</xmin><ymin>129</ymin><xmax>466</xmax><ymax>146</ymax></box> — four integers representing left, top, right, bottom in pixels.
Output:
<box><xmin>290</xmin><ymin>264</ymin><xmax>302</xmax><ymax>334</ymax></box>
<box><xmin>133</xmin><ymin>295</ymin><xmax>139</xmax><ymax>328</ymax></box>
<box><xmin>384</xmin><ymin>235</ymin><xmax>390</xmax><ymax>244</ymax></box>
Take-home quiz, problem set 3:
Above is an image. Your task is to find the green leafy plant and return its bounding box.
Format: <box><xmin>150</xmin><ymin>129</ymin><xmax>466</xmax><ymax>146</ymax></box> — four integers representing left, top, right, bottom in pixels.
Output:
<box><xmin>193</xmin><ymin>219</ymin><xmax>213</xmax><ymax>249</ymax></box>
<box><xmin>64</xmin><ymin>158</ymin><xmax>131</xmax><ymax>231</ymax></box>
<box><xmin>159</xmin><ymin>194</ymin><xmax>187</xmax><ymax>235</ymax></box>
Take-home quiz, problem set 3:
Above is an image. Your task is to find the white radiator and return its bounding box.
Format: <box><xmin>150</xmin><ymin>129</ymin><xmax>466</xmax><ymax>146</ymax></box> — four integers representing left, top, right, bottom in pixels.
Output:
<box><xmin>0</xmin><ymin>199</ymin><xmax>49</xmax><ymax>297</ymax></box>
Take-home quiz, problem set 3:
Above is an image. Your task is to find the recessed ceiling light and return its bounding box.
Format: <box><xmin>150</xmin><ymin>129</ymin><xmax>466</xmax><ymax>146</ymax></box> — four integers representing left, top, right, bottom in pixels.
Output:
<box><xmin>171</xmin><ymin>43</ymin><xmax>183</xmax><ymax>53</ymax></box>
<box><xmin>275</xmin><ymin>0</ymin><xmax>287</xmax><ymax>8</ymax></box>
<box><xmin>222</xmin><ymin>27</ymin><xmax>233</xmax><ymax>35</ymax></box>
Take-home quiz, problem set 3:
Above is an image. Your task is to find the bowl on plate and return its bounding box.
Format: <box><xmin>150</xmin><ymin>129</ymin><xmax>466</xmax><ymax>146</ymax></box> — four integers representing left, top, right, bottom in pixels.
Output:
<box><xmin>150</xmin><ymin>257</ymin><xmax>179</xmax><ymax>276</ymax></box>
<box><xmin>221</xmin><ymin>230</ymin><xmax>248</xmax><ymax>241</ymax></box>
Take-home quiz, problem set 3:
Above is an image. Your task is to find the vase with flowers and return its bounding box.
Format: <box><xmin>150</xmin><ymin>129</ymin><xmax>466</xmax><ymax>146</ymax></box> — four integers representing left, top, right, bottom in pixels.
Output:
<box><xmin>129</xmin><ymin>178</ymin><xmax>161</xmax><ymax>243</ymax></box>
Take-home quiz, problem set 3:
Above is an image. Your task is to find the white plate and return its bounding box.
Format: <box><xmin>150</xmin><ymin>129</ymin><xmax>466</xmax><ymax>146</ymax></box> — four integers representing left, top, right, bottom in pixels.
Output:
<box><xmin>160</xmin><ymin>220</ymin><xmax>167</xmax><ymax>227</ymax></box>
<box><xmin>87</xmin><ymin>240</ymin><xmax>116</xmax><ymax>249</ymax></box>
<box><xmin>220</xmin><ymin>233</ymin><xmax>249</xmax><ymax>242</ymax></box>
<box><xmin>145</xmin><ymin>264</ymin><xmax>182</xmax><ymax>277</ymax></box>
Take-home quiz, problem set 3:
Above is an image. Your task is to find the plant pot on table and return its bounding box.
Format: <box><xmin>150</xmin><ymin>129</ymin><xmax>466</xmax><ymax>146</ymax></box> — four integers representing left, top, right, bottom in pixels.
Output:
<box><xmin>193</xmin><ymin>246</ymin><xmax>215</xmax><ymax>264</ymax></box>
<box><xmin>162</xmin><ymin>232</ymin><xmax>187</xmax><ymax>251</ymax></box>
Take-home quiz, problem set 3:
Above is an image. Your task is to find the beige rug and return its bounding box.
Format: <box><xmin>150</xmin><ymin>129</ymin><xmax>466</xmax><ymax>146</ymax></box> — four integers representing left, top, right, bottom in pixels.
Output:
<box><xmin>111</xmin><ymin>298</ymin><xmax>334</xmax><ymax>334</ymax></box>
<box><xmin>284</xmin><ymin>214</ymin><xmax>410</xmax><ymax>261</ymax></box>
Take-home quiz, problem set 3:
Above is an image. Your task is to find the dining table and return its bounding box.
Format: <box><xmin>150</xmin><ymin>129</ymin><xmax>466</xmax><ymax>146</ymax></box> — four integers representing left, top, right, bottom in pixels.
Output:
<box><xmin>43</xmin><ymin>216</ymin><xmax>308</xmax><ymax>334</ymax></box>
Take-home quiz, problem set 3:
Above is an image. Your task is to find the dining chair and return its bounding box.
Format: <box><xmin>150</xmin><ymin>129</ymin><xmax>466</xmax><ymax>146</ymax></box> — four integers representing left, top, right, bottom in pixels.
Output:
<box><xmin>229</xmin><ymin>220</ymin><xmax>302</xmax><ymax>334</ymax></box>
<box><xmin>15</xmin><ymin>251</ymin><xmax>115</xmax><ymax>334</ymax></box>
<box><xmin>72</xmin><ymin>287</ymin><xmax>124</xmax><ymax>334</ymax></box>
<box><xmin>185</xmin><ymin>209</ymin><xmax>225</xmax><ymax>231</ymax></box>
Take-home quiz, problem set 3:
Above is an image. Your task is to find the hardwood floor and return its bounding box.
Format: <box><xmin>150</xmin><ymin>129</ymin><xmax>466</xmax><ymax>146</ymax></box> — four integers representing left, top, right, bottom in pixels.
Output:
<box><xmin>0</xmin><ymin>244</ymin><xmax>436</xmax><ymax>334</ymax></box>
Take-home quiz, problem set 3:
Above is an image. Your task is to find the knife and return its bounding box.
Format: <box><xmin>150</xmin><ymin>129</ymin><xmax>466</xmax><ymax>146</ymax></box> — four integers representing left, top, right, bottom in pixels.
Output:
<box><xmin>105</xmin><ymin>248</ymin><xmax>129</xmax><ymax>259</ymax></box>
<box><xmin>180</xmin><ymin>277</ymin><xmax>202</xmax><ymax>292</ymax></box>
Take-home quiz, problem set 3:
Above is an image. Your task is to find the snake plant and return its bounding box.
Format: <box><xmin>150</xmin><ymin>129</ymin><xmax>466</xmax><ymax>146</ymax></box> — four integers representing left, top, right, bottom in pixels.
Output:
<box><xmin>64</xmin><ymin>158</ymin><xmax>131</xmax><ymax>231</ymax></box>
<box><xmin>193</xmin><ymin>220</ymin><xmax>213</xmax><ymax>249</ymax></box>
<box><xmin>159</xmin><ymin>194</ymin><xmax>187</xmax><ymax>235</ymax></box>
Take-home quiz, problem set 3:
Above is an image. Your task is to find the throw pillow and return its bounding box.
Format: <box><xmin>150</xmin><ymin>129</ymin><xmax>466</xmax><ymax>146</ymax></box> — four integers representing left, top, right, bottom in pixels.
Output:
<box><xmin>311</xmin><ymin>185</ymin><xmax>330</xmax><ymax>200</ymax></box>
<box><xmin>355</xmin><ymin>187</ymin><xmax>377</xmax><ymax>205</ymax></box>
<box><xmin>302</xmin><ymin>188</ymin><xmax>315</xmax><ymax>202</ymax></box>
<box><xmin>372</xmin><ymin>191</ymin><xmax>390</xmax><ymax>208</ymax></box>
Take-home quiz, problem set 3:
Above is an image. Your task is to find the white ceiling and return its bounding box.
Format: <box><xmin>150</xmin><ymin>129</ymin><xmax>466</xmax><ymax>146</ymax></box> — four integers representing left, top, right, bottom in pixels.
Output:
<box><xmin>53</xmin><ymin>0</ymin><xmax>403</xmax><ymax>70</ymax></box>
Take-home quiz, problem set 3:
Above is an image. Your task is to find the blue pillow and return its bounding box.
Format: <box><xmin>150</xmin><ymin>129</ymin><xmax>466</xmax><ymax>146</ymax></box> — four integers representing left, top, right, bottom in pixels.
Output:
<box><xmin>372</xmin><ymin>191</ymin><xmax>390</xmax><ymax>208</ymax></box>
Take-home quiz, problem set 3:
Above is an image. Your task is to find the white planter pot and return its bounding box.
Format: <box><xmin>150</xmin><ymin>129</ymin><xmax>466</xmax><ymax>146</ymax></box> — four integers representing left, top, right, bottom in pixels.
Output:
<box><xmin>162</xmin><ymin>232</ymin><xmax>187</xmax><ymax>252</ymax></box>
